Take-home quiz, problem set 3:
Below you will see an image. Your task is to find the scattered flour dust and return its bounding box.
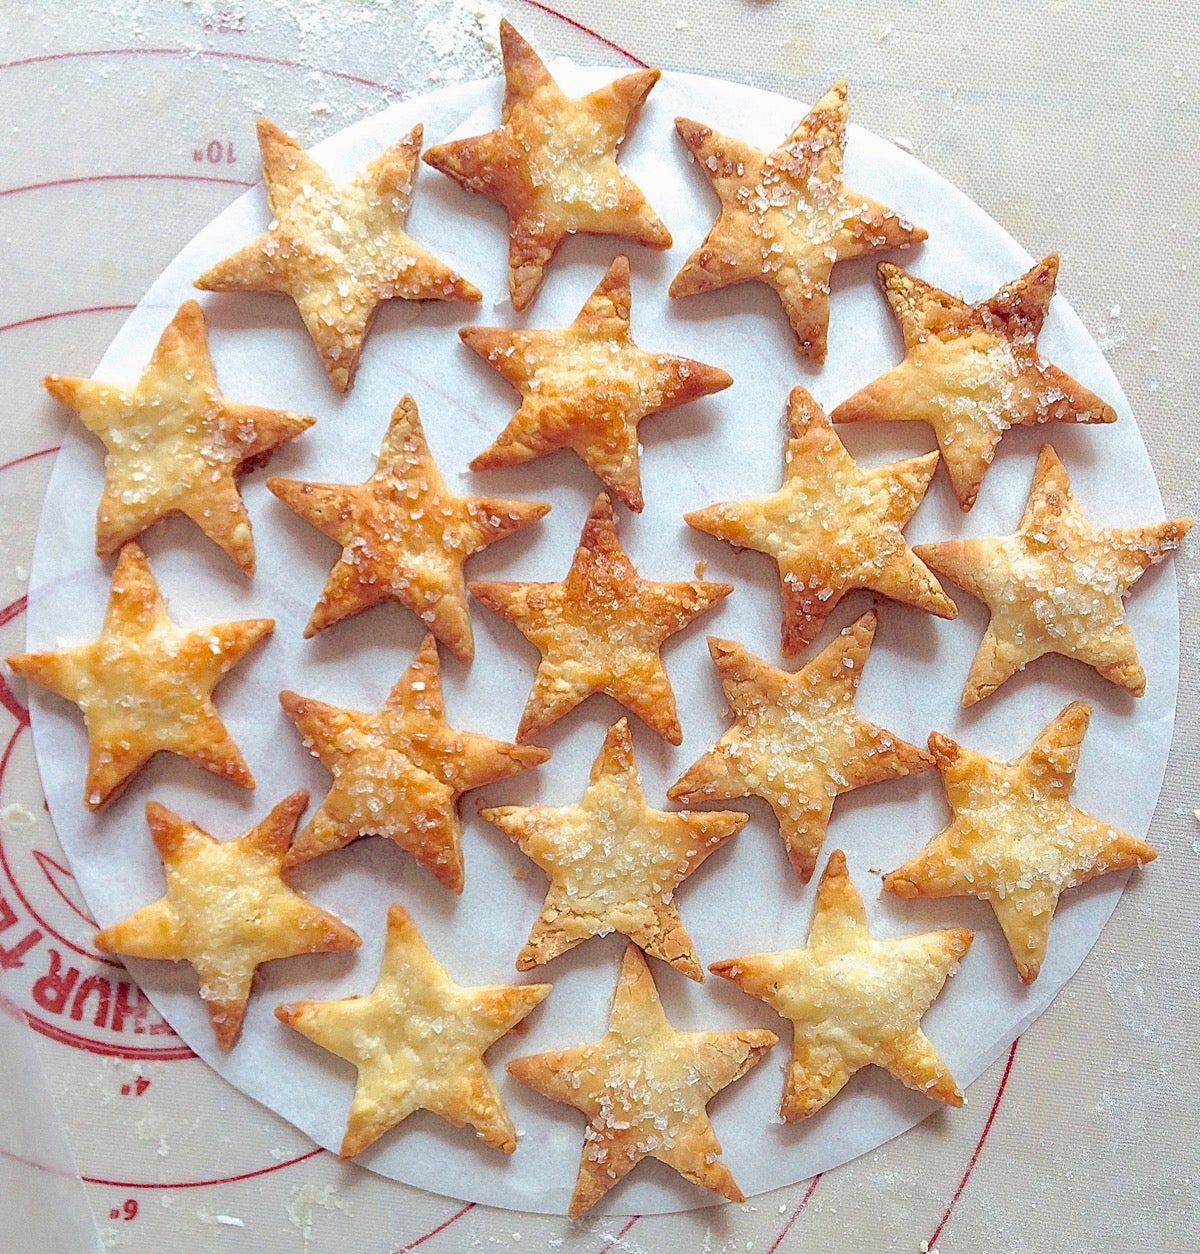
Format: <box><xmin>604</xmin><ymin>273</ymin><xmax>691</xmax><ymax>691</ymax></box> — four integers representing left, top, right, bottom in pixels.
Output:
<box><xmin>287</xmin><ymin>1182</ymin><xmax>354</xmax><ymax>1248</ymax></box>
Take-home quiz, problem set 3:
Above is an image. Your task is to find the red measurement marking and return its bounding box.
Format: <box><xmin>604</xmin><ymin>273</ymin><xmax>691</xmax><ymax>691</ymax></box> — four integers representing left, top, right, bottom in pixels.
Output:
<box><xmin>0</xmin><ymin>173</ymin><xmax>251</xmax><ymax>199</ymax></box>
<box><xmin>0</xmin><ymin>305</ymin><xmax>136</xmax><ymax>337</ymax></box>
<box><xmin>119</xmin><ymin>1076</ymin><xmax>151</xmax><ymax>1096</ymax></box>
<box><xmin>0</xmin><ymin>448</ymin><xmax>59</xmax><ymax>477</ymax></box>
<box><xmin>596</xmin><ymin>1214</ymin><xmax>640</xmax><ymax>1253</ymax></box>
<box><xmin>33</xmin><ymin>850</ymin><xmax>98</xmax><ymax>929</ymax></box>
<box><xmin>82</xmin><ymin>1146</ymin><xmax>322</xmax><ymax>1190</ymax></box>
<box><xmin>766</xmin><ymin>1172</ymin><xmax>823</xmax><ymax>1252</ymax></box>
<box><xmin>107</xmin><ymin>1199</ymin><xmax>138</xmax><ymax>1221</ymax></box>
<box><xmin>517</xmin><ymin>0</ymin><xmax>647</xmax><ymax>67</ymax></box>
<box><xmin>193</xmin><ymin>140</ymin><xmax>237</xmax><ymax>165</ymax></box>
<box><xmin>393</xmin><ymin>1202</ymin><xmax>476</xmax><ymax>1253</ymax></box>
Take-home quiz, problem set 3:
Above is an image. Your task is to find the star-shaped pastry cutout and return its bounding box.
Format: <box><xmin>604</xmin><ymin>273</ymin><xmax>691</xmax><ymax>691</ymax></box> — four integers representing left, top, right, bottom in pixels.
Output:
<box><xmin>481</xmin><ymin>719</ymin><xmax>745</xmax><ymax>981</ymax></box>
<box><xmin>276</xmin><ymin>903</ymin><xmax>550</xmax><ymax>1157</ymax></box>
<box><xmin>914</xmin><ymin>444</ymin><xmax>1191</xmax><ymax>705</ymax></box>
<box><xmin>669</xmin><ymin>611</ymin><xmax>933</xmax><ymax>882</ymax></box>
<box><xmin>711</xmin><ymin>849</ymin><xmax>971</xmax><ymax>1121</ymax></box>
<box><xmin>508</xmin><ymin>945</ymin><xmax>776</xmax><ymax>1216</ymax></box>
<box><xmin>670</xmin><ymin>81</ymin><xmax>926</xmax><ymax>361</ymax></box>
<box><xmin>7</xmin><ymin>543</ymin><xmax>272</xmax><ymax>809</ymax></box>
<box><xmin>685</xmin><ymin>386</ymin><xmax>955</xmax><ymax>656</ymax></box>
<box><xmin>471</xmin><ymin>492</ymin><xmax>730</xmax><ymax>743</ymax></box>
<box><xmin>831</xmin><ymin>257</ymin><xmax>1118</xmax><ymax>509</ymax></box>
<box><xmin>44</xmin><ymin>300</ymin><xmax>314</xmax><ymax>575</ymax></box>
<box><xmin>196</xmin><ymin>120</ymin><xmax>481</xmax><ymax>391</ymax></box>
<box><xmin>268</xmin><ymin>395</ymin><xmax>549</xmax><ymax>661</ymax></box>
<box><xmin>279</xmin><ymin>633</ymin><xmax>549</xmax><ymax>889</ymax></box>
<box><xmin>884</xmin><ymin>703</ymin><xmax>1157</xmax><ymax>983</ymax></box>
<box><xmin>94</xmin><ymin>791</ymin><xmax>360</xmax><ymax>1049</ymax></box>
<box><xmin>461</xmin><ymin>255</ymin><xmax>733</xmax><ymax>511</ymax></box>
<box><xmin>423</xmin><ymin>20</ymin><xmax>671</xmax><ymax>311</ymax></box>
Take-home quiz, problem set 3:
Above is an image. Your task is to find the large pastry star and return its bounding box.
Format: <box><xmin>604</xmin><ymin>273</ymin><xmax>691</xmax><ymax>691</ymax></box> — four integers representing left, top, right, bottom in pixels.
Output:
<box><xmin>268</xmin><ymin>395</ymin><xmax>549</xmax><ymax>661</ymax></box>
<box><xmin>7</xmin><ymin>543</ymin><xmax>272</xmax><ymax>809</ymax></box>
<box><xmin>470</xmin><ymin>492</ymin><xmax>730</xmax><ymax>743</ymax></box>
<box><xmin>44</xmin><ymin>300</ymin><xmax>313</xmax><ymax>575</ymax></box>
<box><xmin>669</xmin><ymin>611</ymin><xmax>933</xmax><ymax>882</ymax></box>
<box><xmin>276</xmin><ymin>903</ymin><xmax>550</xmax><ymax>1157</ymax></box>
<box><xmin>480</xmin><ymin>718</ymin><xmax>745</xmax><ymax>981</ymax></box>
<box><xmin>94</xmin><ymin>791</ymin><xmax>361</xmax><ymax>1049</ymax></box>
<box><xmin>914</xmin><ymin>444</ymin><xmax>1191</xmax><ymax>705</ymax></box>
<box><xmin>461</xmin><ymin>254</ymin><xmax>732</xmax><ymax>511</ymax></box>
<box><xmin>423</xmin><ymin>19</ymin><xmax>671</xmax><ymax>311</ymax></box>
<box><xmin>832</xmin><ymin>257</ymin><xmax>1118</xmax><ymax>509</ymax></box>
<box><xmin>196</xmin><ymin>119</ymin><xmax>480</xmax><ymax>391</ymax></box>
<box><xmin>711</xmin><ymin>849</ymin><xmax>972</xmax><ymax>1121</ymax></box>
<box><xmin>885</xmin><ymin>703</ymin><xmax>1157</xmax><ymax>983</ymax></box>
<box><xmin>685</xmin><ymin>386</ymin><xmax>955</xmax><ymax>655</ymax></box>
<box><xmin>279</xmin><ymin>632</ymin><xmax>549</xmax><ymax>889</ymax></box>
<box><xmin>670</xmin><ymin>81</ymin><xmax>926</xmax><ymax>361</ymax></box>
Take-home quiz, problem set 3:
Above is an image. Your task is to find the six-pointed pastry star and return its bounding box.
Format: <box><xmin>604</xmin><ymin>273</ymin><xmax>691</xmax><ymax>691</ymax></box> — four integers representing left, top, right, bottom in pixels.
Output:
<box><xmin>471</xmin><ymin>492</ymin><xmax>731</xmax><ymax>744</ymax></box>
<box><xmin>914</xmin><ymin>444</ymin><xmax>1192</xmax><ymax>706</ymax></box>
<box><xmin>884</xmin><ymin>703</ymin><xmax>1157</xmax><ymax>984</ymax></box>
<box><xmin>44</xmin><ymin>300</ymin><xmax>314</xmax><ymax>575</ymax></box>
<box><xmin>196</xmin><ymin>120</ymin><xmax>480</xmax><ymax>391</ymax></box>
<box><xmin>671</xmin><ymin>80</ymin><xmax>926</xmax><ymax>362</ymax></box>
<box><xmin>461</xmin><ymin>254</ymin><xmax>733</xmax><ymax>512</ymax></box>
<box><xmin>7</xmin><ymin>543</ymin><xmax>272</xmax><ymax>810</ymax></box>
<box><xmin>685</xmin><ymin>386</ymin><xmax>955</xmax><ymax>656</ymax></box>
<box><xmin>711</xmin><ymin>849</ymin><xmax>972</xmax><ymax>1122</ymax></box>
<box><xmin>276</xmin><ymin>903</ymin><xmax>550</xmax><ymax>1158</ymax></box>
<box><xmin>422</xmin><ymin>19</ymin><xmax>671</xmax><ymax>311</ymax></box>
<box><xmin>831</xmin><ymin>257</ymin><xmax>1118</xmax><ymax>510</ymax></box>
<box><xmin>480</xmin><ymin>718</ymin><xmax>746</xmax><ymax>981</ymax></box>
<box><xmin>669</xmin><ymin>611</ymin><xmax>934</xmax><ymax>883</ymax></box>
<box><xmin>93</xmin><ymin>790</ymin><xmax>361</xmax><ymax>1050</ymax></box>
<box><xmin>279</xmin><ymin>632</ymin><xmax>549</xmax><ymax>889</ymax></box>
<box><xmin>268</xmin><ymin>395</ymin><xmax>549</xmax><ymax>662</ymax></box>
<box><xmin>508</xmin><ymin>945</ymin><xmax>777</xmax><ymax>1217</ymax></box>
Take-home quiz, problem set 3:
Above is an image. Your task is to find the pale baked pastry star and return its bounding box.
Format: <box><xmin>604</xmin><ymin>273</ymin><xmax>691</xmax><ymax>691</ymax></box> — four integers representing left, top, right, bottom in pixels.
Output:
<box><xmin>711</xmin><ymin>849</ymin><xmax>971</xmax><ymax>1121</ymax></box>
<box><xmin>508</xmin><ymin>944</ymin><xmax>776</xmax><ymax>1217</ymax></box>
<box><xmin>94</xmin><ymin>790</ymin><xmax>361</xmax><ymax>1049</ymax></box>
<box><xmin>276</xmin><ymin>903</ymin><xmax>550</xmax><ymax>1157</ymax></box>
<box><xmin>481</xmin><ymin>718</ymin><xmax>745</xmax><ymax>981</ymax></box>
<box><xmin>884</xmin><ymin>702</ymin><xmax>1157</xmax><ymax>983</ymax></box>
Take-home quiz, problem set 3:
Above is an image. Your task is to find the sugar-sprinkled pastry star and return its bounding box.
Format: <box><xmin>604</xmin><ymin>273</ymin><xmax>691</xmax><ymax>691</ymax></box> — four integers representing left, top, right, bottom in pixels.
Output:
<box><xmin>914</xmin><ymin>444</ymin><xmax>1191</xmax><ymax>705</ymax></box>
<box><xmin>268</xmin><ymin>395</ymin><xmax>549</xmax><ymax>661</ymax></box>
<box><xmin>671</xmin><ymin>81</ymin><xmax>926</xmax><ymax>361</ymax></box>
<box><xmin>884</xmin><ymin>703</ymin><xmax>1156</xmax><ymax>983</ymax></box>
<box><xmin>508</xmin><ymin>945</ymin><xmax>776</xmax><ymax>1216</ymax></box>
<box><xmin>461</xmin><ymin>255</ymin><xmax>732</xmax><ymax>511</ymax></box>
<box><xmin>7</xmin><ymin>543</ymin><xmax>272</xmax><ymax>809</ymax></box>
<box><xmin>423</xmin><ymin>20</ymin><xmax>671</xmax><ymax>311</ymax></box>
<box><xmin>196</xmin><ymin>120</ymin><xmax>480</xmax><ymax>391</ymax></box>
<box><xmin>94</xmin><ymin>791</ymin><xmax>360</xmax><ymax>1049</ymax></box>
<box><xmin>279</xmin><ymin>633</ymin><xmax>549</xmax><ymax>889</ymax></box>
<box><xmin>685</xmin><ymin>387</ymin><xmax>955</xmax><ymax>655</ymax></box>
<box><xmin>711</xmin><ymin>849</ymin><xmax>971</xmax><ymax>1121</ymax></box>
<box><xmin>276</xmin><ymin>903</ymin><xmax>550</xmax><ymax>1157</ymax></box>
<box><xmin>832</xmin><ymin>258</ymin><xmax>1118</xmax><ymax>509</ymax></box>
<box><xmin>44</xmin><ymin>300</ymin><xmax>314</xmax><ymax>575</ymax></box>
<box><xmin>481</xmin><ymin>719</ymin><xmax>745</xmax><ymax>981</ymax></box>
<box><xmin>669</xmin><ymin>611</ymin><xmax>933</xmax><ymax>883</ymax></box>
<box><xmin>471</xmin><ymin>492</ymin><xmax>730</xmax><ymax>743</ymax></box>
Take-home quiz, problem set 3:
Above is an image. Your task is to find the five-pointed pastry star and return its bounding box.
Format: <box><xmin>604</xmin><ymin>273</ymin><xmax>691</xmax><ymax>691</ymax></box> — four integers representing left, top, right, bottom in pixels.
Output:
<box><xmin>508</xmin><ymin>945</ymin><xmax>776</xmax><ymax>1217</ymax></box>
<box><xmin>7</xmin><ymin>543</ymin><xmax>272</xmax><ymax>810</ymax></box>
<box><xmin>914</xmin><ymin>444</ymin><xmax>1192</xmax><ymax>706</ymax></box>
<box><xmin>423</xmin><ymin>19</ymin><xmax>671</xmax><ymax>311</ymax></box>
<box><xmin>711</xmin><ymin>849</ymin><xmax>972</xmax><ymax>1121</ymax></box>
<box><xmin>831</xmin><ymin>257</ymin><xmax>1118</xmax><ymax>510</ymax></box>
<box><xmin>276</xmin><ymin>903</ymin><xmax>551</xmax><ymax>1158</ymax></box>
<box><xmin>685</xmin><ymin>386</ymin><xmax>955</xmax><ymax>656</ymax></box>
<box><xmin>44</xmin><ymin>300</ymin><xmax>314</xmax><ymax>575</ymax></box>
<box><xmin>884</xmin><ymin>703</ymin><xmax>1157</xmax><ymax>984</ymax></box>
<box><xmin>268</xmin><ymin>395</ymin><xmax>549</xmax><ymax>662</ymax></box>
<box><xmin>670</xmin><ymin>81</ymin><xmax>926</xmax><ymax>362</ymax></box>
<box><xmin>480</xmin><ymin>718</ymin><xmax>746</xmax><ymax>981</ymax></box>
<box><xmin>196</xmin><ymin>120</ymin><xmax>480</xmax><ymax>391</ymax></box>
<box><xmin>279</xmin><ymin>633</ymin><xmax>549</xmax><ymax>889</ymax></box>
<box><xmin>669</xmin><ymin>611</ymin><xmax>934</xmax><ymax>883</ymax></box>
<box><xmin>471</xmin><ymin>492</ymin><xmax>731</xmax><ymax>744</ymax></box>
<box><xmin>461</xmin><ymin>254</ymin><xmax>733</xmax><ymax>512</ymax></box>
<box><xmin>94</xmin><ymin>791</ymin><xmax>361</xmax><ymax>1050</ymax></box>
